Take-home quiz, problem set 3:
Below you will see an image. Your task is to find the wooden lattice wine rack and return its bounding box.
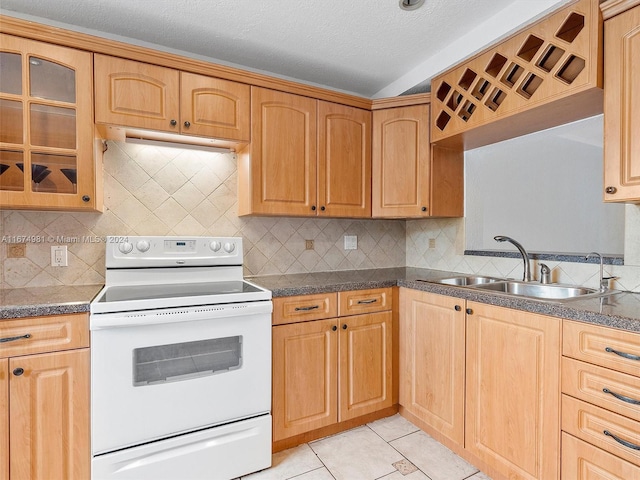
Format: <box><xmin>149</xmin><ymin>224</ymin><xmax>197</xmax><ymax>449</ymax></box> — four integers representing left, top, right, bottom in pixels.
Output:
<box><xmin>431</xmin><ymin>0</ymin><xmax>603</xmax><ymax>148</ymax></box>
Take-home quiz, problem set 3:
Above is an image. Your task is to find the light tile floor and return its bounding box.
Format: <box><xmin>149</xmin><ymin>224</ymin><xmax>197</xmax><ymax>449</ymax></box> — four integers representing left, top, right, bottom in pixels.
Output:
<box><xmin>243</xmin><ymin>414</ymin><xmax>491</xmax><ymax>480</ymax></box>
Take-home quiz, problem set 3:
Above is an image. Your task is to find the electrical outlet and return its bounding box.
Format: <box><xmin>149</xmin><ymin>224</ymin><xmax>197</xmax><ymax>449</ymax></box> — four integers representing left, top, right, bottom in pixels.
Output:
<box><xmin>429</xmin><ymin>238</ymin><xmax>436</xmax><ymax>249</ymax></box>
<box><xmin>305</xmin><ymin>240</ymin><xmax>314</xmax><ymax>250</ymax></box>
<box><xmin>51</xmin><ymin>245</ymin><xmax>68</xmax><ymax>267</ymax></box>
<box><xmin>8</xmin><ymin>243</ymin><xmax>26</xmax><ymax>258</ymax></box>
<box><xmin>344</xmin><ymin>235</ymin><xmax>357</xmax><ymax>250</ymax></box>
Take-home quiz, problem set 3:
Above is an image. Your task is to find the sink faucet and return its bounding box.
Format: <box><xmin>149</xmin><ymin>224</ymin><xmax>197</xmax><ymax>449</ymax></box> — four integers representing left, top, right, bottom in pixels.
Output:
<box><xmin>494</xmin><ymin>235</ymin><xmax>532</xmax><ymax>282</ymax></box>
<box><xmin>585</xmin><ymin>252</ymin><xmax>615</xmax><ymax>292</ymax></box>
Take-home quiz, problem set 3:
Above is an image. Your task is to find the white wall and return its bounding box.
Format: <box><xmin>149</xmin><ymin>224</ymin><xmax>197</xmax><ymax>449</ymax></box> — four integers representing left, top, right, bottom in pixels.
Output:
<box><xmin>465</xmin><ymin>115</ymin><xmax>625</xmax><ymax>255</ymax></box>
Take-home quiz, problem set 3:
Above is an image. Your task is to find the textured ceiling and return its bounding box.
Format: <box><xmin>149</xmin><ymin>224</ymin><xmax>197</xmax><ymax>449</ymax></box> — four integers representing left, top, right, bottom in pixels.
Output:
<box><xmin>0</xmin><ymin>0</ymin><xmax>568</xmax><ymax>97</ymax></box>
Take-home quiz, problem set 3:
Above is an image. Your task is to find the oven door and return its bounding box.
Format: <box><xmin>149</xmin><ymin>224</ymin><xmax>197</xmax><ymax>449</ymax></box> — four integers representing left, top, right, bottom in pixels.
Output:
<box><xmin>90</xmin><ymin>300</ymin><xmax>272</xmax><ymax>455</ymax></box>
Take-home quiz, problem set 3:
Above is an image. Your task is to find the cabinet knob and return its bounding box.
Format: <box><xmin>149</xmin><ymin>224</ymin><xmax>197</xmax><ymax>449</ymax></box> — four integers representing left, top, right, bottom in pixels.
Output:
<box><xmin>332</xmin><ymin>325</ymin><xmax>337</xmax><ymax>331</ymax></box>
<box><xmin>605</xmin><ymin>186</ymin><xmax>617</xmax><ymax>194</ymax></box>
<box><xmin>170</xmin><ymin>119</ymin><xmax>177</xmax><ymax>126</ymax></box>
<box><xmin>311</xmin><ymin>205</ymin><xmax>316</xmax><ymax>211</ymax></box>
<box><xmin>82</xmin><ymin>195</ymin><xmax>90</xmax><ymax>203</ymax></box>
<box><xmin>184</xmin><ymin>121</ymin><xmax>191</xmax><ymax>128</ymax></box>
<box><xmin>421</xmin><ymin>206</ymin><xmax>427</xmax><ymax>212</ymax></box>
<box><xmin>320</xmin><ymin>206</ymin><xmax>326</xmax><ymax>211</ymax></box>
<box><xmin>466</xmin><ymin>308</ymin><xmax>473</xmax><ymax>315</ymax></box>
<box><xmin>454</xmin><ymin>305</ymin><xmax>462</xmax><ymax>311</ymax></box>
<box><xmin>13</xmin><ymin>368</ymin><xmax>24</xmax><ymax>376</ymax></box>
<box><xmin>342</xmin><ymin>324</ymin><xmax>347</xmax><ymax>330</ymax></box>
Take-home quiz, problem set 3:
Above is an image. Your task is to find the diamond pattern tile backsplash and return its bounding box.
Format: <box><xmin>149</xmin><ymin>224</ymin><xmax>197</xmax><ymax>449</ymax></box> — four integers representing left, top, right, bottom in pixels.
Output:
<box><xmin>406</xmin><ymin>213</ymin><xmax>640</xmax><ymax>293</ymax></box>
<box><xmin>2</xmin><ymin>140</ymin><xmax>640</xmax><ymax>293</ymax></box>
<box><xmin>0</xmin><ymin>141</ymin><xmax>406</xmax><ymax>288</ymax></box>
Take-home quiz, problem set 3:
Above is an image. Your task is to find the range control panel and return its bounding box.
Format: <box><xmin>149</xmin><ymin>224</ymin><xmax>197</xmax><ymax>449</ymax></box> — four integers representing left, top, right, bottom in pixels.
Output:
<box><xmin>106</xmin><ymin>236</ymin><xmax>243</xmax><ymax>268</ymax></box>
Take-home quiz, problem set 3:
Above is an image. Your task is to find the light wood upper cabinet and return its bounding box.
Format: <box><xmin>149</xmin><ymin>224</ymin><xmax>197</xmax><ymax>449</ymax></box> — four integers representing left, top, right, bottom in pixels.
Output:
<box><xmin>0</xmin><ymin>34</ymin><xmax>101</xmax><ymax>211</ymax></box>
<box><xmin>465</xmin><ymin>302</ymin><xmax>561</xmax><ymax>480</ymax></box>
<box><xmin>180</xmin><ymin>72</ymin><xmax>250</xmax><ymax>141</ymax></box>
<box><xmin>272</xmin><ymin>318</ymin><xmax>338</xmax><ymax>442</ymax></box>
<box><xmin>431</xmin><ymin>0</ymin><xmax>603</xmax><ymax>149</ymax></box>
<box><xmin>602</xmin><ymin>2</ymin><xmax>640</xmax><ymax>202</ymax></box>
<box><xmin>372</xmin><ymin>103</ymin><xmax>463</xmax><ymax>218</ymax></box>
<box><xmin>95</xmin><ymin>54</ymin><xmax>180</xmax><ymax>133</ymax></box>
<box><xmin>239</xmin><ymin>86</ymin><xmax>317</xmax><ymax>216</ymax></box>
<box><xmin>399</xmin><ymin>289</ymin><xmax>465</xmax><ymax>447</ymax></box>
<box><xmin>239</xmin><ymin>87</ymin><xmax>371</xmax><ymax>218</ymax></box>
<box><xmin>94</xmin><ymin>54</ymin><xmax>250</xmax><ymax>142</ymax></box>
<box><xmin>318</xmin><ymin>101</ymin><xmax>371</xmax><ymax>217</ymax></box>
<box><xmin>372</xmin><ymin>105</ymin><xmax>430</xmax><ymax>217</ymax></box>
<box><xmin>0</xmin><ymin>359</ymin><xmax>7</xmax><ymax>480</ymax></box>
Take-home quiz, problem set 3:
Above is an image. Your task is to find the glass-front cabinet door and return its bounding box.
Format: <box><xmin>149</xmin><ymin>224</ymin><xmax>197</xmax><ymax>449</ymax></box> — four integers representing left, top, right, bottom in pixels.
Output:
<box><xmin>0</xmin><ymin>34</ymin><xmax>99</xmax><ymax>210</ymax></box>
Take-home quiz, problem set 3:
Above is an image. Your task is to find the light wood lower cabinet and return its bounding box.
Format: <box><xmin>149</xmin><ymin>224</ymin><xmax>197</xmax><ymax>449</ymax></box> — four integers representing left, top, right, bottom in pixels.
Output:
<box><xmin>272</xmin><ymin>318</ymin><xmax>338</xmax><ymax>440</ymax></box>
<box><xmin>466</xmin><ymin>302</ymin><xmax>561</xmax><ymax>480</ymax></box>
<box><xmin>1</xmin><ymin>314</ymin><xmax>90</xmax><ymax>480</ymax></box>
<box><xmin>272</xmin><ymin>289</ymin><xmax>392</xmax><ymax>444</ymax></box>
<box><xmin>399</xmin><ymin>289</ymin><xmax>465</xmax><ymax>447</ymax></box>
<box><xmin>1</xmin><ymin>359</ymin><xmax>8</xmax><ymax>480</ymax></box>
<box><xmin>562</xmin><ymin>433</ymin><xmax>640</xmax><ymax>479</ymax></box>
<box><xmin>398</xmin><ymin>289</ymin><xmax>561</xmax><ymax>480</ymax></box>
<box><xmin>561</xmin><ymin>319</ymin><xmax>640</xmax><ymax>473</ymax></box>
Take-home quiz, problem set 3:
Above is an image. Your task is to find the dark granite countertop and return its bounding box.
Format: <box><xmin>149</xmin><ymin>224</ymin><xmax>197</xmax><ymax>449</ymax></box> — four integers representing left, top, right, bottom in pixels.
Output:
<box><xmin>3</xmin><ymin>268</ymin><xmax>639</xmax><ymax>334</ymax></box>
<box><xmin>248</xmin><ymin>267</ymin><xmax>640</xmax><ymax>334</ymax></box>
<box><xmin>0</xmin><ymin>284</ymin><xmax>103</xmax><ymax>319</ymax></box>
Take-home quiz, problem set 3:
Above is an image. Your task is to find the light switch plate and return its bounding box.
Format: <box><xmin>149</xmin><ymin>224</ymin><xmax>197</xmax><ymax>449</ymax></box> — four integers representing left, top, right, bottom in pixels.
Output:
<box><xmin>51</xmin><ymin>245</ymin><xmax>68</xmax><ymax>267</ymax></box>
<box><xmin>344</xmin><ymin>235</ymin><xmax>357</xmax><ymax>250</ymax></box>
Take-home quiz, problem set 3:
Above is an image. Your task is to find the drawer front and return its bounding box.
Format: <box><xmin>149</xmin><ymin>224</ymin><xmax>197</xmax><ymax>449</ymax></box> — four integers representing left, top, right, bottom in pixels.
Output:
<box><xmin>563</xmin><ymin>395</ymin><xmax>640</xmax><ymax>466</ymax></box>
<box><xmin>338</xmin><ymin>288</ymin><xmax>392</xmax><ymax>316</ymax></box>
<box><xmin>562</xmin><ymin>433</ymin><xmax>640</xmax><ymax>479</ymax></box>
<box><xmin>0</xmin><ymin>314</ymin><xmax>89</xmax><ymax>358</ymax></box>
<box><xmin>272</xmin><ymin>293</ymin><xmax>338</xmax><ymax>325</ymax></box>
<box><xmin>562</xmin><ymin>357</ymin><xmax>640</xmax><ymax>422</ymax></box>
<box><xmin>564</xmin><ymin>320</ymin><xmax>640</xmax><ymax>377</ymax></box>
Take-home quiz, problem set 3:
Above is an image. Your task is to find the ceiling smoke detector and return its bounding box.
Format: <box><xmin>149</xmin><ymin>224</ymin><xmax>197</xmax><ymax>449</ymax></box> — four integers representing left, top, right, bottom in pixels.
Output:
<box><xmin>399</xmin><ymin>0</ymin><xmax>425</xmax><ymax>11</ymax></box>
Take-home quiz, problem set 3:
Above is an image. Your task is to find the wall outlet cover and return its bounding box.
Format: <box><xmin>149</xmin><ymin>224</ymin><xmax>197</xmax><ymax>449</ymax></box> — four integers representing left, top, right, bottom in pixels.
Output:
<box><xmin>344</xmin><ymin>235</ymin><xmax>358</xmax><ymax>250</ymax></box>
<box><xmin>51</xmin><ymin>245</ymin><xmax>68</xmax><ymax>267</ymax></box>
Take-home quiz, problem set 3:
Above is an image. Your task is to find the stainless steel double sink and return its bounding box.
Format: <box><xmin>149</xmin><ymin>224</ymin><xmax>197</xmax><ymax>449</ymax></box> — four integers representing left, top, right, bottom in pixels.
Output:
<box><xmin>421</xmin><ymin>275</ymin><xmax>616</xmax><ymax>302</ymax></box>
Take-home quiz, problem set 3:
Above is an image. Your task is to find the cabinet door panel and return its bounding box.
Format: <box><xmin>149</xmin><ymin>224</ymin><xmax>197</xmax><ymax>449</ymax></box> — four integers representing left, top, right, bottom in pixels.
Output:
<box><xmin>0</xmin><ymin>34</ymin><xmax>97</xmax><ymax>211</ymax></box>
<box><xmin>466</xmin><ymin>302</ymin><xmax>560</xmax><ymax>480</ymax></box>
<box><xmin>318</xmin><ymin>101</ymin><xmax>371</xmax><ymax>217</ymax></box>
<box><xmin>1</xmin><ymin>359</ymin><xmax>7</xmax><ymax>480</ymax></box>
<box><xmin>603</xmin><ymin>5</ymin><xmax>640</xmax><ymax>202</ymax></box>
<box><xmin>244</xmin><ymin>87</ymin><xmax>317</xmax><ymax>216</ymax></box>
<box><xmin>372</xmin><ymin>105</ymin><xmax>430</xmax><ymax>217</ymax></box>
<box><xmin>9</xmin><ymin>349</ymin><xmax>90</xmax><ymax>480</ymax></box>
<box><xmin>399</xmin><ymin>289</ymin><xmax>465</xmax><ymax>446</ymax></box>
<box><xmin>180</xmin><ymin>72</ymin><xmax>250</xmax><ymax>141</ymax></box>
<box><xmin>94</xmin><ymin>54</ymin><xmax>180</xmax><ymax>132</ymax></box>
<box><xmin>272</xmin><ymin>319</ymin><xmax>337</xmax><ymax>441</ymax></box>
<box><xmin>339</xmin><ymin>311</ymin><xmax>392</xmax><ymax>421</ymax></box>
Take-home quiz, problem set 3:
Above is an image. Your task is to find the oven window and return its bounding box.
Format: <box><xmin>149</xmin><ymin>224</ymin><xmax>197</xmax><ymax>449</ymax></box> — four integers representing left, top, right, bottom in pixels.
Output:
<box><xmin>132</xmin><ymin>336</ymin><xmax>242</xmax><ymax>386</ymax></box>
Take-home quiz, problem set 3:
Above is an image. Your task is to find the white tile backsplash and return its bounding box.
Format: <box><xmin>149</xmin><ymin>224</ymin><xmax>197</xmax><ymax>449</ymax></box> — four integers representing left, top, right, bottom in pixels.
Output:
<box><xmin>0</xmin><ymin>141</ymin><xmax>405</xmax><ymax>288</ymax></box>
